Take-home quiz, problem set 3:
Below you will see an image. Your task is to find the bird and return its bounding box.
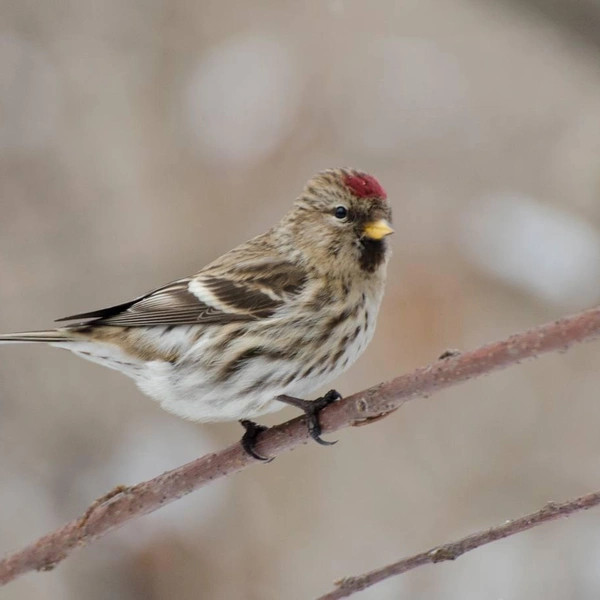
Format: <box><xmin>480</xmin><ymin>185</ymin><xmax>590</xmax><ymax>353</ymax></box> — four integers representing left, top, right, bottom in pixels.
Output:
<box><xmin>0</xmin><ymin>168</ymin><xmax>393</xmax><ymax>459</ymax></box>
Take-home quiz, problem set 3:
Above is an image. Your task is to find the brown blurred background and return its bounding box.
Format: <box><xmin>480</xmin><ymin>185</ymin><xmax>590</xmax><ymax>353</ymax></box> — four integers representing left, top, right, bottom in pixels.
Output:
<box><xmin>2</xmin><ymin>1</ymin><xmax>600</xmax><ymax>598</ymax></box>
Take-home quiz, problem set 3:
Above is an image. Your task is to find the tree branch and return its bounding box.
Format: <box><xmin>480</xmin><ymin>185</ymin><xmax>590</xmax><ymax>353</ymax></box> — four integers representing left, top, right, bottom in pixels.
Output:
<box><xmin>1</xmin><ymin>305</ymin><xmax>599</xmax><ymax>586</ymax></box>
<box><xmin>317</xmin><ymin>489</ymin><xmax>600</xmax><ymax>600</ymax></box>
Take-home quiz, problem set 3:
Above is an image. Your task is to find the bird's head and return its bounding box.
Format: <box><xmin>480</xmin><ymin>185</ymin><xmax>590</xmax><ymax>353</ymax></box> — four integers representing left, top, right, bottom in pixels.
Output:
<box><xmin>284</xmin><ymin>168</ymin><xmax>393</xmax><ymax>275</ymax></box>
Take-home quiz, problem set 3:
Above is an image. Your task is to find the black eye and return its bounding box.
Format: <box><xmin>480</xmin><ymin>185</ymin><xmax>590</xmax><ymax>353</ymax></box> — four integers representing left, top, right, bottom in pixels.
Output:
<box><xmin>334</xmin><ymin>206</ymin><xmax>348</xmax><ymax>220</ymax></box>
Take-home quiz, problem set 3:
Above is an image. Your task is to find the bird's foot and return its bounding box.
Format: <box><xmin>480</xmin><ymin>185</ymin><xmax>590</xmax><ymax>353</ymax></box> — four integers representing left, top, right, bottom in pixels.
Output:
<box><xmin>239</xmin><ymin>419</ymin><xmax>272</xmax><ymax>462</ymax></box>
<box><xmin>277</xmin><ymin>389</ymin><xmax>341</xmax><ymax>446</ymax></box>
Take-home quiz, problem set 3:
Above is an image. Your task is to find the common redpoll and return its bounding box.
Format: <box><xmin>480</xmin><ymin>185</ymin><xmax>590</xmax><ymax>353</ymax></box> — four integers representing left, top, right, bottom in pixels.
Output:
<box><xmin>0</xmin><ymin>169</ymin><xmax>392</xmax><ymax>459</ymax></box>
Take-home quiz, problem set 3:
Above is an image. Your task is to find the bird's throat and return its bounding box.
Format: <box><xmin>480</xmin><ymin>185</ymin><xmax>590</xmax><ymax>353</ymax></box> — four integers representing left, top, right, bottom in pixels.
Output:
<box><xmin>358</xmin><ymin>238</ymin><xmax>387</xmax><ymax>273</ymax></box>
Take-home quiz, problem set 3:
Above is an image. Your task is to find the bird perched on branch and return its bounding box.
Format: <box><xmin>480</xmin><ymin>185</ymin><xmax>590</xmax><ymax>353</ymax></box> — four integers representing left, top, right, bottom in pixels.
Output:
<box><xmin>0</xmin><ymin>168</ymin><xmax>393</xmax><ymax>459</ymax></box>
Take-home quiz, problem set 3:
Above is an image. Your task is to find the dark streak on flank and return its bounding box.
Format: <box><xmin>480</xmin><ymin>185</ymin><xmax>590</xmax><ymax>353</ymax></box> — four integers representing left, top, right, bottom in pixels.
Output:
<box><xmin>283</xmin><ymin>372</ymin><xmax>296</xmax><ymax>386</ymax></box>
<box><xmin>317</xmin><ymin>363</ymin><xmax>330</xmax><ymax>376</ymax></box>
<box><xmin>210</xmin><ymin>325</ymin><xmax>243</xmax><ymax>350</ymax></box>
<box><xmin>338</xmin><ymin>334</ymin><xmax>350</xmax><ymax>351</ymax></box>
<box><xmin>319</xmin><ymin>304</ymin><xmax>360</xmax><ymax>342</ymax></box>
<box><xmin>331</xmin><ymin>347</ymin><xmax>345</xmax><ymax>365</ymax></box>
<box><xmin>241</xmin><ymin>371</ymin><xmax>278</xmax><ymax>395</ymax></box>
<box><xmin>219</xmin><ymin>346</ymin><xmax>287</xmax><ymax>379</ymax></box>
<box><xmin>278</xmin><ymin>343</ymin><xmax>300</xmax><ymax>361</ymax></box>
<box><xmin>301</xmin><ymin>364</ymin><xmax>316</xmax><ymax>378</ymax></box>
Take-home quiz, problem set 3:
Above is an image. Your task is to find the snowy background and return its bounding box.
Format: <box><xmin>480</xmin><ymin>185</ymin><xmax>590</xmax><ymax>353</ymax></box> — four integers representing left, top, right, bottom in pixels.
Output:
<box><xmin>1</xmin><ymin>1</ymin><xmax>600</xmax><ymax>598</ymax></box>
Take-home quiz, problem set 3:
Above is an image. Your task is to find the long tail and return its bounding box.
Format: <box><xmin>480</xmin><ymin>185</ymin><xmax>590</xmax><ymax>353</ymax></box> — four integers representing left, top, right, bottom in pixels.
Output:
<box><xmin>0</xmin><ymin>330</ymin><xmax>76</xmax><ymax>344</ymax></box>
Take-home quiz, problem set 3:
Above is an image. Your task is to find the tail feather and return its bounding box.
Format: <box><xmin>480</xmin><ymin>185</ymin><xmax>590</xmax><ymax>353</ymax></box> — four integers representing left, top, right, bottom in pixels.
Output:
<box><xmin>0</xmin><ymin>330</ymin><xmax>75</xmax><ymax>344</ymax></box>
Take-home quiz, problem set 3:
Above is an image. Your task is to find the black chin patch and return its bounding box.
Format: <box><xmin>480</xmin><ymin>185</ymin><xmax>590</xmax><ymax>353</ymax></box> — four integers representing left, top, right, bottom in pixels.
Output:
<box><xmin>359</xmin><ymin>238</ymin><xmax>387</xmax><ymax>273</ymax></box>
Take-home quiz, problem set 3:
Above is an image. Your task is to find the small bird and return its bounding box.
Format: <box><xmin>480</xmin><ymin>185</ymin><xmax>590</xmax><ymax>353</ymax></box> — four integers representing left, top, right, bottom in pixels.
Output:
<box><xmin>0</xmin><ymin>168</ymin><xmax>392</xmax><ymax>459</ymax></box>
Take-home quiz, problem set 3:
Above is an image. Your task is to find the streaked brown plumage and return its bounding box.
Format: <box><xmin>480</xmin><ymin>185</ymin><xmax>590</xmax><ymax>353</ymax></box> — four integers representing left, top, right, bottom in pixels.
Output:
<box><xmin>0</xmin><ymin>168</ymin><xmax>393</xmax><ymax>455</ymax></box>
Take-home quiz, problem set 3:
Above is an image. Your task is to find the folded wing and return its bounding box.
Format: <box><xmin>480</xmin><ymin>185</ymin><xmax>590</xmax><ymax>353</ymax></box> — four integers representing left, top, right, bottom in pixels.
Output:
<box><xmin>56</xmin><ymin>260</ymin><xmax>307</xmax><ymax>327</ymax></box>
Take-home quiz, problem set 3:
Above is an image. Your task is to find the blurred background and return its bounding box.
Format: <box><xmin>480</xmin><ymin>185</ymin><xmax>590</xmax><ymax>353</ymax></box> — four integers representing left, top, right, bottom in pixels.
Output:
<box><xmin>2</xmin><ymin>0</ymin><xmax>600</xmax><ymax>598</ymax></box>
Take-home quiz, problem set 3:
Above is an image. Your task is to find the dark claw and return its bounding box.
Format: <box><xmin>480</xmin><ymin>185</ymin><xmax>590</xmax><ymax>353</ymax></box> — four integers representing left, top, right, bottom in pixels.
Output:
<box><xmin>308</xmin><ymin>390</ymin><xmax>340</xmax><ymax>445</ymax></box>
<box><xmin>277</xmin><ymin>389</ymin><xmax>341</xmax><ymax>446</ymax></box>
<box><xmin>239</xmin><ymin>419</ymin><xmax>272</xmax><ymax>462</ymax></box>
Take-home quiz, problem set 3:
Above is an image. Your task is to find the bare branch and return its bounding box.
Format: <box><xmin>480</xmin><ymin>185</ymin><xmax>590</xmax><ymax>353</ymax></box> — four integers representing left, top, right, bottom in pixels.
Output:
<box><xmin>1</xmin><ymin>305</ymin><xmax>599</xmax><ymax>586</ymax></box>
<box><xmin>317</xmin><ymin>490</ymin><xmax>600</xmax><ymax>600</ymax></box>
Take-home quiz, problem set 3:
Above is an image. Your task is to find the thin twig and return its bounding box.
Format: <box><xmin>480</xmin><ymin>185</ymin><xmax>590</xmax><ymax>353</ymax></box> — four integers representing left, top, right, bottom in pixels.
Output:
<box><xmin>0</xmin><ymin>306</ymin><xmax>599</xmax><ymax>585</ymax></box>
<box><xmin>317</xmin><ymin>490</ymin><xmax>600</xmax><ymax>599</ymax></box>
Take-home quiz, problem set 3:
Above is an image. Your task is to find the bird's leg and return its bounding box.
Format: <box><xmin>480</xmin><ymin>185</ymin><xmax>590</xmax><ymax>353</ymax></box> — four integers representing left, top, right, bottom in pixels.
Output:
<box><xmin>277</xmin><ymin>389</ymin><xmax>341</xmax><ymax>446</ymax></box>
<box><xmin>239</xmin><ymin>420</ymin><xmax>272</xmax><ymax>462</ymax></box>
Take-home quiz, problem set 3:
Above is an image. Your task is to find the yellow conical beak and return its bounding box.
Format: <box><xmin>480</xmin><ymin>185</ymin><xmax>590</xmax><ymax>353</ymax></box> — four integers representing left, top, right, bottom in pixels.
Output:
<box><xmin>363</xmin><ymin>219</ymin><xmax>394</xmax><ymax>241</ymax></box>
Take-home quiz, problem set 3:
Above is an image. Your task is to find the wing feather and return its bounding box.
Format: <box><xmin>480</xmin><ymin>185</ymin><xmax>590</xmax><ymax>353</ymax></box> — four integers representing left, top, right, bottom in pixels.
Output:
<box><xmin>56</xmin><ymin>260</ymin><xmax>307</xmax><ymax>327</ymax></box>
